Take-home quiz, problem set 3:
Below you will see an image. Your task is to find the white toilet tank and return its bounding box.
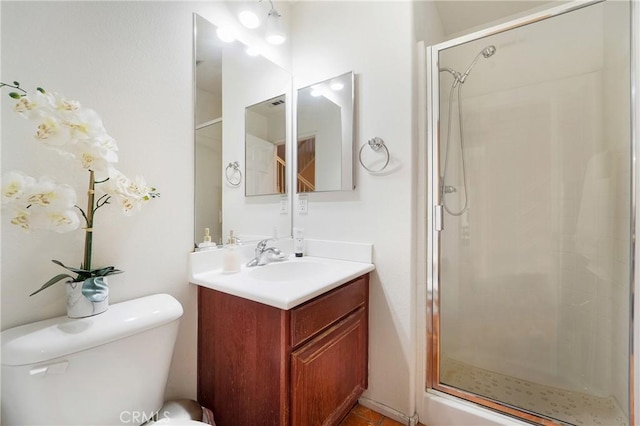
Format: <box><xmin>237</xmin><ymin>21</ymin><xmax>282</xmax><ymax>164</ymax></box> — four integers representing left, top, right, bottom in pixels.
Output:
<box><xmin>1</xmin><ymin>293</ymin><xmax>184</xmax><ymax>426</ymax></box>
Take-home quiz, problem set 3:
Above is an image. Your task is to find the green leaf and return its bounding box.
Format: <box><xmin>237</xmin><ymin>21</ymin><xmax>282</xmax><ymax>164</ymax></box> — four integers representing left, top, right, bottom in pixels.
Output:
<box><xmin>29</xmin><ymin>274</ymin><xmax>75</xmax><ymax>297</ymax></box>
<box><xmin>51</xmin><ymin>260</ymin><xmax>123</xmax><ymax>280</ymax></box>
<box><xmin>91</xmin><ymin>266</ymin><xmax>123</xmax><ymax>276</ymax></box>
<box><xmin>51</xmin><ymin>259</ymin><xmax>90</xmax><ymax>275</ymax></box>
<box><xmin>37</xmin><ymin>87</ymin><xmax>46</xmax><ymax>94</ymax></box>
<box><xmin>9</xmin><ymin>92</ymin><xmax>22</xmax><ymax>99</ymax></box>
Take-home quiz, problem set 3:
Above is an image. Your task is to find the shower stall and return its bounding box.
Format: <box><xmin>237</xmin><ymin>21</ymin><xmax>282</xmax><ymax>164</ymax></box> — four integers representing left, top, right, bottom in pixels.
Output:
<box><xmin>422</xmin><ymin>1</ymin><xmax>637</xmax><ymax>425</ymax></box>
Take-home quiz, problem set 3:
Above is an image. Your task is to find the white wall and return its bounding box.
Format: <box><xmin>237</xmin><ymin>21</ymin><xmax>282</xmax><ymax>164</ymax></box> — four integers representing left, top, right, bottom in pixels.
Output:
<box><xmin>291</xmin><ymin>1</ymin><xmax>416</xmax><ymax>416</ymax></box>
<box><xmin>1</xmin><ymin>1</ymin><xmax>198</xmax><ymax>402</ymax></box>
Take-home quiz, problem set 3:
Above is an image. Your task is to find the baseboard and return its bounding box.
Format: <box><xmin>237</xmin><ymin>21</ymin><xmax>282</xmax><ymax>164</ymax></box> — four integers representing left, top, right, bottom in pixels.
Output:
<box><xmin>358</xmin><ymin>396</ymin><xmax>420</xmax><ymax>426</ymax></box>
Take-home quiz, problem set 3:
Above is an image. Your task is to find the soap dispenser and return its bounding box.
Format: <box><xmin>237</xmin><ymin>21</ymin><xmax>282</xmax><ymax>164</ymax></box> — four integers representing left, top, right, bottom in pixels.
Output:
<box><xmin>197</xmin><ymin>228</ymin><xmax>216</xmax><ymax>251</ymax></box>
<box><xmin>222</xmin><ymin>230</ymin><xmax>241</xmax><ymax>273</ymax></box>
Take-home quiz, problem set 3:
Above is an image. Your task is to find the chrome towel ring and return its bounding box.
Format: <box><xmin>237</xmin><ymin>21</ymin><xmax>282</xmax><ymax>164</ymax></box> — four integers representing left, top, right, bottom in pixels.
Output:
<box><xmin>359</xmin><ymin>137</ymin><xmax>390</xmax><ymax>173</ymax></box>
<box><xmin>225</xmin><ymin>161</ymin><xmax>242</xmax><ymax>187</ymax></box>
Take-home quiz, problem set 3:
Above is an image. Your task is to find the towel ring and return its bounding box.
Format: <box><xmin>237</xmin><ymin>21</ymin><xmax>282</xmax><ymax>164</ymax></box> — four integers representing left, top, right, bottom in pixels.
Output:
<box><xmin>225</xmin><ymin>161</ymin><xmax>242</xmax><ymax>187</ymax></box>
<box><xmin>359</xmin><ymin>137</ymin><xmax>390</xmax><ymax>173</ymax></box>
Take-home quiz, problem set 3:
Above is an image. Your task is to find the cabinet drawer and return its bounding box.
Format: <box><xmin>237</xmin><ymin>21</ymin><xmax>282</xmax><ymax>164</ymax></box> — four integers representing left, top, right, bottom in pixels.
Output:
<box><xmin>291</xmin><ymin>275</ymin><xmax>368</xmax><ymax>348</ymax></box>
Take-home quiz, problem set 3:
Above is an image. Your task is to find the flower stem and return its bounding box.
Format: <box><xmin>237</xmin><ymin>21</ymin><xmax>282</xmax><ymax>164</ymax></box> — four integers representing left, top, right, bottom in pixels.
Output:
<box><xmin>0</xmin><ymin>81</ymin><xmax>27</xmax><ymax>95</ymax></box>
<box><xmin>83</xmin><ymin>170</ymin><xmax>95</xmax><ymax>271</ymax></box>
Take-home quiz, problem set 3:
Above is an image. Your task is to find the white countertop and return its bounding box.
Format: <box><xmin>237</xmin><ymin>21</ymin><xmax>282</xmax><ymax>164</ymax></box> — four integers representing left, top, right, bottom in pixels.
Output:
<box><xmin>189</xmin><ymin>239</ymin><xmax>375</xmax><ymax>310</ymax></box>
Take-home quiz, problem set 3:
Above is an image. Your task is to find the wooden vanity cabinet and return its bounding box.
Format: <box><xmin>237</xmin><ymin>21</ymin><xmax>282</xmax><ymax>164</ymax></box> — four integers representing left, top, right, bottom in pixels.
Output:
<box><xmin>197</xmin><ymin>274</ymin><xmax>369</xmax><ymax>426</ymax></box>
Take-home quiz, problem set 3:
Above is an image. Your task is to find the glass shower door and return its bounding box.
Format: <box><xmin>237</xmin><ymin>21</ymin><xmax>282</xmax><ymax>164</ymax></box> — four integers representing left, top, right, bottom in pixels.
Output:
<box><xmin>430</xmin><ymin>1</ymin><xmax>632</xmax><ymax>425</ymax></box>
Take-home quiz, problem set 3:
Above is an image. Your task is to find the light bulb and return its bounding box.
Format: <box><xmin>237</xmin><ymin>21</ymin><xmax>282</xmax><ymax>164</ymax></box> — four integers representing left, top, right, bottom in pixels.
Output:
<box><xmin>330</xmin><ymin>82</ymin><xmax>344</xmax><ymax>91</ymax></box>
<box><xmin>310</xmin><ymin>88</ymin><xmax>322</xmax><ymax>97</ymax></box>
<box><xmin>239</xmin><ymin>10</ymin><xmax>260</xmax><ymax>29</ymax></box>
<box><xmin>266</xmin><ymin>8</ymin><xmax>286</xmax><ymax>45</ymax></box>
<box><xmin>266</xmin><ymin>34</ymin><xmax>286</xmax><ymax>45</ymax></box>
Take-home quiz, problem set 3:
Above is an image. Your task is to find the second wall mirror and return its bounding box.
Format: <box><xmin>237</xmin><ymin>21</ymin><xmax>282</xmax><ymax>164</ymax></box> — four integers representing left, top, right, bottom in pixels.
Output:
<box><xmin>296</xmin><ymin>71</ymin><xmax>355</xmax><ymax>192</ymax></box>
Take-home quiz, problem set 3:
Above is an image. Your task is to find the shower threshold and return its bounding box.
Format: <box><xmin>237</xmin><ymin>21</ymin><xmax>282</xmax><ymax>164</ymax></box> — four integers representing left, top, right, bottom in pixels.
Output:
<box><xmin>440</xmin><ymin>358</ymin><xmax>627</xmax><ymax>426</ymax></box>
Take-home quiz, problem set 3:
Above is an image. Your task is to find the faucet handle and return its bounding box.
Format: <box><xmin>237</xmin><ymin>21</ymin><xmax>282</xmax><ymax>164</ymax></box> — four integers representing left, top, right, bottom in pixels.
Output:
<box><xmin>257</xmin><ymin>238</ymin><xmax>275</xmax><ymax>251</ymax></box>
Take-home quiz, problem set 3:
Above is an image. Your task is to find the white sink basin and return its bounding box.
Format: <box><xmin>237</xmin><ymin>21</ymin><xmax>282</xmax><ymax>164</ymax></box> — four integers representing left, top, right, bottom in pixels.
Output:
<box><xmin>190</xmin><ymin>255</ymin><xmax>375</xmax><ymax>310</ymax></box>
<box><xmin>248</xmin><ymin>260</ymin><xmax>327</xmax><ymax>282</ymax></box>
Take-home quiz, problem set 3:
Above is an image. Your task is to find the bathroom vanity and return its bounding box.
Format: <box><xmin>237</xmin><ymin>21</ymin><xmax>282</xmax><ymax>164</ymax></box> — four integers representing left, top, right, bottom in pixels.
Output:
<box><xmin>197</xmin><ymin>273</ymin><xmax>369</xmax><ymax>426</ymax></box>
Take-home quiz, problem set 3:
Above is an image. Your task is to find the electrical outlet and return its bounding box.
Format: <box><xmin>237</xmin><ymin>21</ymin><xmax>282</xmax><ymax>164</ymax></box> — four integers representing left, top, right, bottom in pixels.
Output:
<box><xmin>280</xmin><ymin>198</ymin><xmax>288</xmax><ymax>214</ymax></box>
<box><xmin>298</xmin><ymin>197</ymin><xmax>308</xmax><ymax>214</ymax></box>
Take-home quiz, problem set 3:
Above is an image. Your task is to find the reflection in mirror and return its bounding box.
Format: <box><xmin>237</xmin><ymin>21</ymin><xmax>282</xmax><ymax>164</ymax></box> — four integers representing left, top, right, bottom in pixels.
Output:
<box><xmin>245</xmin><ymin>94</ymin><xmax>286</xmax><ymax>197</ymax></box>
<box><xmin>194</xmin><ymin>14</ymin><xmax>293</xmax><ymax>246</ymax></box>
<box><xmin>296</xmin><ymin>71</ymin><xmax>354</xmax><ymax>192</ymax></box>
<box><xmin>194</xmin><ymin>14</ymin><xmax>223</xmax><ymax>246</ymax></box>
<box><xmin>195</xmin><ymin>120</ymin><xmax>223</xmax><ymax>244</ymax></box>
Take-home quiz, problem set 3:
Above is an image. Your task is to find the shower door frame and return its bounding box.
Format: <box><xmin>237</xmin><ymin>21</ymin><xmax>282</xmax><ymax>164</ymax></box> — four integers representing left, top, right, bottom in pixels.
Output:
<box><xmin>424</xmin><ymin>0</ymin><xmax>638</xmax><ymax>424</ymax></box>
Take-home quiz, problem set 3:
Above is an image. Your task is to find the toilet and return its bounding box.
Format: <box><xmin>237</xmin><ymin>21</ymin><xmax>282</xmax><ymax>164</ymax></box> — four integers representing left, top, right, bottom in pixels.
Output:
<box><xmin>1</xmin><ymin>293</ymin><xmax>207</xmax><ymax>425</ymax></box>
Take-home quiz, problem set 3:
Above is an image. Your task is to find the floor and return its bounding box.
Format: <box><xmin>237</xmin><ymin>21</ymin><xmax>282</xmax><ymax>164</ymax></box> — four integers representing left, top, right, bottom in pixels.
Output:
<box><xmin>340</xmin><ymin>403</ymin><xmax>427</xmax><ymax>426</ymax></box>
<box><xmin>441</xmin><ymin>358</ymin><xmax>628</xmax><ymax>426</ymax></box>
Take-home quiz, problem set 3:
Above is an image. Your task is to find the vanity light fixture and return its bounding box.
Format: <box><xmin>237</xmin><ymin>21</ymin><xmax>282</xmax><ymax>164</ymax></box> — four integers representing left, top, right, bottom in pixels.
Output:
<box><xmin>239</xmin><ymin>8</ymin><xmax>261</xmax><ymax>29</ymax></box>
<box><xmin>265</xmin><ymin>0</ymin><xmax>286</xmax><ymax>45</ymax></box>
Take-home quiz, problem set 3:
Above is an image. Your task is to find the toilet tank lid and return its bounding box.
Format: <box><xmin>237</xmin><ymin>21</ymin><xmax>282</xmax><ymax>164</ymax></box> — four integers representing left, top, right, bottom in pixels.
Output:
<box><xmin>1</xmin><ymin>293</ymin><xmax>183</xmax><ymax>366</ymax></box>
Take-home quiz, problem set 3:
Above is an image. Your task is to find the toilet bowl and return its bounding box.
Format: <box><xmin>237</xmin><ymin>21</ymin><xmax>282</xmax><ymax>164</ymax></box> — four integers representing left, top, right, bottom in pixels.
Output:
<box><xmin>1</xmin><ymin>293</ymin><xmax>207</xmax><ymax>425</ymax></box>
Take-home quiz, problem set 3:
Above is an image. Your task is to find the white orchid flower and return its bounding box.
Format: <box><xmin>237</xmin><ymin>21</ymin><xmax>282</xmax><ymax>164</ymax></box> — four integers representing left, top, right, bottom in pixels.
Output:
<box><xmin>3</xmin><ymin>174</ymin><xmax>79</xmax><ymax>233</ymax></box>
<box><xmin>30</xmin><ymin>208</ymin><xmax>80</xmax><ymax>233</ymax></box>
<box><xmin>8</xmin><ymin>207</ymin><xmax>31</xmax><ymax>231</ymax></box>
<box><xmin>2</xmin><ymin>171</ymin><xmax>36</xmax><ymax>204</ymax></box>
<box><xmin>63</xmin><ymin>107</ymin><xmax>107</xmax><ymax>143</ymax></box>
<box><xmin>43</xmin><ymin>91</ymin><xmax>81</xmax><ymax>113</ymax></box>
<box><xmin>13</xmin><ymin>90</ymin><xmax>51</xmax><ymax>120</ymax></box>
<box><xmin>105</xmin><ymin>168</ymin><xmax>155</xmax><ymax>215</ymax></box>
<box><xmin>3</xmin><ymin>82</ymin><xmax>159</xmax><ymax>300</ymax></box>
<box><xmin>34</xmin><ymin>115</ymin><xmax>71</xmax><ymax>147</ymax></box>
<box><xmin>69</xmin><ymin>137</ymin><xmax>118</xmax><ymax>172</ymax></box>
<box><xmin>24</xmin><ymin>177</ymin><xmax>77</xmax><ymax>211</ymax></box>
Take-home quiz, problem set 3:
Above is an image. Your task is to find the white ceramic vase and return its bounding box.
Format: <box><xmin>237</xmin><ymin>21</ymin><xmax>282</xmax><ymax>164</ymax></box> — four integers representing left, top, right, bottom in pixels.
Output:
<box><xmin>66</xmin><ymin>277</ymin><xmax>109</xmax><ymax>318</ymax></box>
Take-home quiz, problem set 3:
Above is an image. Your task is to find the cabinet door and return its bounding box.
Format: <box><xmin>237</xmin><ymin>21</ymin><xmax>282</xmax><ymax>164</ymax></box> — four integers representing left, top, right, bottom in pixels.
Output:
<box><xmin>198</xmin><ymin>287</ymin><xmax>290</xmax><ymax>426</ymax></box>
<box><xmin>290</xmin><ymin>307</ymin><xmax>367</xmax><ymax>426</ymax></box>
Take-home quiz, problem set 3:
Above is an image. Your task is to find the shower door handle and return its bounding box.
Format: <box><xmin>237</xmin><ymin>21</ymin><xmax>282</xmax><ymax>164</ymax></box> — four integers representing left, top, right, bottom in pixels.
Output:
<box><xmin>434</xmin><ymin>205</ymin><xmax>444</xmax><ymax>231</ymax></box>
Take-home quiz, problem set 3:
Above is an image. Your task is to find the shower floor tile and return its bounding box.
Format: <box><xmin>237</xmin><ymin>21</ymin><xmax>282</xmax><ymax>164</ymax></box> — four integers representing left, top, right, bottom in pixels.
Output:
<box><xmin>440</xmin><ymin>358</ymin><xmax>627</xmax><ymax>426</ymax></box>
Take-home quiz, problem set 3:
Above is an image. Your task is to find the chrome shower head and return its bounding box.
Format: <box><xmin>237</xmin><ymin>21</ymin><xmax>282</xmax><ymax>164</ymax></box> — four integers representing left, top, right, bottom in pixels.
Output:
<box><xmin>482</xmin><ymin>45</ymin><xmax>496</xmax><ymax>58</ymax></box>
<box><xmin>459</xmin><ymin>45</ymin><xmax>497</xmax><ymax>83</ymax></box>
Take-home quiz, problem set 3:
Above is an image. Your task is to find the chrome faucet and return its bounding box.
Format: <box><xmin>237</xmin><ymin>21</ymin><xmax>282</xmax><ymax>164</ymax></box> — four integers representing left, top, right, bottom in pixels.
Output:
<box><xmin>246</xmin><ymin>238</ymin><xmax>287</xmax><ymax>267</ymax></box>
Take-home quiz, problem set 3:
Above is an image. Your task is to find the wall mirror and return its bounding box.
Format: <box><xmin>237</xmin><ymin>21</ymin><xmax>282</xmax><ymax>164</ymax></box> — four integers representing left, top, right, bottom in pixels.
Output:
<box><xmin>245</xmin><ymin>94</ymin><xmax>287</xmax><ymax>197</ymax></box>
<box><xmin>296</xmin><ymin>71</ymin><xmax>355</xmax><ymax>192</ymax></box>
<box><xmin>194</xmin><ymin>14</ymin><xmax>292</xmax><ymax>246</ymax></box>
<box><xmin>194</xmin><ymin>14</ymin><xmax>223</xmax><ymax>246</ymax></box>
